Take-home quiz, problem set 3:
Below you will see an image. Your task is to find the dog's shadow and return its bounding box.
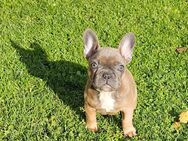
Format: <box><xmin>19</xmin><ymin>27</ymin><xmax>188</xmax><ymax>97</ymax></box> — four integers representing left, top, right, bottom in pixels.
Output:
<box><xmin>11</xmin><ymin>41</ymin><xmax>87</xmax><ymax>118</ymax></box>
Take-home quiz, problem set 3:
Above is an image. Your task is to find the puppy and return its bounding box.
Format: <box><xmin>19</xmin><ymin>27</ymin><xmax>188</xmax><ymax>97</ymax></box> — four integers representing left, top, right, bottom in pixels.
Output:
<box><xmin>83</xmin><ymin>29</ymin><xmax>137</xmax><ymax>137</ymax></box>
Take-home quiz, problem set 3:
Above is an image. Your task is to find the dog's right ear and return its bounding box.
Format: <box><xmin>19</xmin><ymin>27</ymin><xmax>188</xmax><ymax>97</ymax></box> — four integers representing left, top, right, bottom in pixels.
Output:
<box><xmin>83</xmin><ymin>29</ymin><xmax>100</xmax><ymax>59</ymax></box>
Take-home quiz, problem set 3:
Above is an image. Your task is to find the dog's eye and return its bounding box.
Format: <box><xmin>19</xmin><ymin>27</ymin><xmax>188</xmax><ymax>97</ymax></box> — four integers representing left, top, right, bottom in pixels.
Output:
<box><xmin>91</xmin><ymin>62</ymin><xmax>98</xmax><ymax>69</ymax></box>
<box><xmin>118</xmin><ymin>64</ymin><xmax>124</xmax><ymax>71</ymax></box>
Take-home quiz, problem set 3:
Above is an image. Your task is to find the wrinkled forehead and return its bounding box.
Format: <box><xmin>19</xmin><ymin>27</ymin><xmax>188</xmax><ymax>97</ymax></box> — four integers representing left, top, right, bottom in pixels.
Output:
<box><xmin>90</xmin><ymin>48</ymin><xmax>125</xmax><ymax>65</ymax></box>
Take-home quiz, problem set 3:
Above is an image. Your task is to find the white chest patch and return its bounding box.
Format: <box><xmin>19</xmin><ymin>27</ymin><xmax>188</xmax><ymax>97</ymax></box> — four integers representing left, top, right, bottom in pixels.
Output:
<box><xmin>99</xmin><ymin>92</ymin><xmax>115</xmax><ymax>112</ymax></box>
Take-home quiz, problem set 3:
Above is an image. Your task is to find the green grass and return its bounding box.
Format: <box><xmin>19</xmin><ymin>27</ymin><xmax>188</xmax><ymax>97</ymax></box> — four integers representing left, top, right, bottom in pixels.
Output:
<box><xmin>0</xmin><ymin>0</ymin><xmax>188</xmax><ymax>140</ymax></box>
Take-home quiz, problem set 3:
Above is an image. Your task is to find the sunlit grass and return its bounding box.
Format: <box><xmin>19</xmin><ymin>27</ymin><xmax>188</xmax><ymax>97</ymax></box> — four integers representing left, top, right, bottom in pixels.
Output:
<box><xmin>0</xmin><ymin>0</ymin><xmax>187</xmax><ymax>140</ymax></box>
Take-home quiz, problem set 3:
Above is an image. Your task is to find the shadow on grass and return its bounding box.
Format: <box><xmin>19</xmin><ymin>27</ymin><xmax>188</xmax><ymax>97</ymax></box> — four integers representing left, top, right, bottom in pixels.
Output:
<box><xmin>11</xmin><ymin>40</ymin><xmax>87</xmax><ymax>119</ymax></box>
<box><xmin>169</xmin><ymin>108</ymin><xmax>180</xmax><ymax>122</ymax></box>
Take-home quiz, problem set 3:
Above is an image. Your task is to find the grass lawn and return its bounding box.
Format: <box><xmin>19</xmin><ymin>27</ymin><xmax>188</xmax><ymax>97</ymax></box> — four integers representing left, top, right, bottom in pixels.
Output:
<box><xmin>0</xmin><ymin>0</ymin><xmax>188</xmax><ymax>140</ymax></box>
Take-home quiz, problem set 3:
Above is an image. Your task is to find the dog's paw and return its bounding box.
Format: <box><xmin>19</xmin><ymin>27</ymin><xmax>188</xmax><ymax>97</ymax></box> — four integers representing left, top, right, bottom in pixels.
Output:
<box><xmin>86</xmin><ymin>124</ymin><xmax>98</xmax><ymax>132</ymax></box>
<box><xmin>88</xmin><ymin>127</ymin><xmax>98</xmax><ymax>132</ymax></box>
<box><xmin>123</xmin><ymin>126</ymin><xmax>137</xmax><ymax>137</ymax></box>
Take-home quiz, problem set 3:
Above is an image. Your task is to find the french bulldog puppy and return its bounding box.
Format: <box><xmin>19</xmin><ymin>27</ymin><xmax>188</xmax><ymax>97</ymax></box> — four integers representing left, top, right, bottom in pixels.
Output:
<box><xmin>83</xmin><ymin>29</ymin><xmax>137</xmax><ymax>137</ymax></box>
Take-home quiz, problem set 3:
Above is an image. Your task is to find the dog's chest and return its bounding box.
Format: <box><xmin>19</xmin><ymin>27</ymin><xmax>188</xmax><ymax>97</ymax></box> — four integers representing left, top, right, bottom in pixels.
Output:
<box><xmin>99</xmin><ymin>92</ymin><xmax>115</xmax><ymax>112</ymax></box>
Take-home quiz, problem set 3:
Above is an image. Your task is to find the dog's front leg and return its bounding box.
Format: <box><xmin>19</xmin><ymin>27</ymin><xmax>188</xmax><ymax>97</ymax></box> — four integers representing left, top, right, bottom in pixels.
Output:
<box><xmin>85</xmin><ymin>103</ymin><xmax>97</xmax><ymax>132</ymax></box>
<box><xmin>121</xmin><ymin>108</ymin><xmax>137</xmax><ymax>137</ymax></box>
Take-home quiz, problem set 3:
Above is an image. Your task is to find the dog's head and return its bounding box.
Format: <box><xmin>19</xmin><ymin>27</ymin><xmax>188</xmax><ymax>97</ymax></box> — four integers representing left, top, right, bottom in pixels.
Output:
<box><xmin>83</xmin><ymin>29</ymin><xmax>135</xmax><ymax>92</ymax></box>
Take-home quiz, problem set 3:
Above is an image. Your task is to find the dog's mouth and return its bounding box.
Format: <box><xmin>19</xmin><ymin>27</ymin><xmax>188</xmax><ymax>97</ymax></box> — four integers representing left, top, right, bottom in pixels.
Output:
<box><xmin>97</xmin><ymin>82</ymin><xmax>116</xmax><ymax>92</ymax></box>
<box><xmin>92</xmin><ymin>82</ymin><xmax>114</xmax><ymax>92</ymax></box>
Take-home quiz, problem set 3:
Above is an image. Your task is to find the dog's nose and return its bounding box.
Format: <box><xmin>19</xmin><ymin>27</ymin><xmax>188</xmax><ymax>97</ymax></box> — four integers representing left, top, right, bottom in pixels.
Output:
<box><xmin>102</xmin><ymin>73</ymin><xmax>112</xmax><ymax>80</ymax></box>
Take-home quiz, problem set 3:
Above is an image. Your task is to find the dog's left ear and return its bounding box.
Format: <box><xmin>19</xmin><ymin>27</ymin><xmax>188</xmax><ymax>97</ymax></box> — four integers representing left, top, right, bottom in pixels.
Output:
<box><xmin>119</xmin><ymin>33</ymin><xmax>135</xmax><ymax>64</ymax></box>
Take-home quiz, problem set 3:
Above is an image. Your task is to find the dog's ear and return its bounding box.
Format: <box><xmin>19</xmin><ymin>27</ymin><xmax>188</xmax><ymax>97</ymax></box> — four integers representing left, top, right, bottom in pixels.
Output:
<box><xmin>83</xmin><ymin>29</ymin><xmax>99</xmax><ymax>59</ymax></box>
<box><xmin>119</xmin><ymin>33</ymin><xmax>135</xmax><ymax>64</ymax></box>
